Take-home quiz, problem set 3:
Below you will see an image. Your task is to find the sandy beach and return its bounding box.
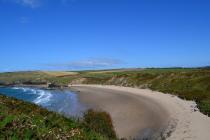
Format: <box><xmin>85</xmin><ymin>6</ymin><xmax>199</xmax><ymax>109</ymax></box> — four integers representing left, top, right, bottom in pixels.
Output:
<box><xmin>70</xmin><ymin>85</ymin><xmax>210</xmax><ymax>140</ymax></box>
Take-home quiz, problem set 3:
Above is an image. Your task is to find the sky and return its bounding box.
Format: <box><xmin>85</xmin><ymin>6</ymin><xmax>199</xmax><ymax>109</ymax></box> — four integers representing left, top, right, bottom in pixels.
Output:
<box><xmin>0</xmin><ymin>0</ymin><xmax>210</xmax><ymax>72</ymax></box>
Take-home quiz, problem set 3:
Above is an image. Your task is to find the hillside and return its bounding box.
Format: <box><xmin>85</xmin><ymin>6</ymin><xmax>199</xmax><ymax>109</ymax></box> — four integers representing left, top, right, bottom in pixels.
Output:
<box><xmin>0</xmin><ymin>68</ymin><xmax>210</xmax><ymax>115</ymax></box>
<box><xmin>0</xmin><ymin>94</ymin><xmax>117</xmax><ymax>140</ymax></box>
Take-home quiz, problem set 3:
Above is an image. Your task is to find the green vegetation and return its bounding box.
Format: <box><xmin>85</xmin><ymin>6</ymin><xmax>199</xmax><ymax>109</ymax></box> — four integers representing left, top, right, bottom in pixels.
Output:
<box><xmin>0</xmin><ymin>71</ymin><xmax>78</xmax><ymax>86</ymax></box>
<box><xmin>83</xmin><ymin>110</ymin><xmax>117</xmax><ymax>139</ymax></box>
<box><xmin>0</xmin><ymin>68</ymin><xmax>210</xmax><ymax>115</ymax></box>
<box><xmin>72</xmin><ymin>68</ymin><xmax>210</xmax><ymax>115</ymax></box>
<box><xmin>0</xmin><ymin>94</ymin><xmax>117</xmax><ymax>140</ymax></box>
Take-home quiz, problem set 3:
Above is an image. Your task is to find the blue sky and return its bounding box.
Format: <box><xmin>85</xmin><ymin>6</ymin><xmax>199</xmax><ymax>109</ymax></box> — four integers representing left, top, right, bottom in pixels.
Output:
<box><xmin>0</xmin><ymin>0</ymin><xmax>210</xmax><ymax>71</ymax></box>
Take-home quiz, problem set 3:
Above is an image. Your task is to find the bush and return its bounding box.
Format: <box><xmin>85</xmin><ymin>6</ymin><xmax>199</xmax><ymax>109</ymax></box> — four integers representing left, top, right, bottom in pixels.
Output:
<box><xmin>83</xmin><ymin>109</ymin><xmax>117</xmax><ymax>139</ymax></box>
<box><xmin>198</xmin><ymin>99</ymin><xmax>210</xmax><ymax>115</ymax></box>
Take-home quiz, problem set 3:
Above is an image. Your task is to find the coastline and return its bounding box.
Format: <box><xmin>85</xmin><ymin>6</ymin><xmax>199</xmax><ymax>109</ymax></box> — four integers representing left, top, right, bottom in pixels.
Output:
<box><xmin>70</xmin><ymin>84</ymin><xmax>210</xmax><ymax>140</ymax></box>
<box><xmin>2</xmin><ymin>83</ymin><xmax>210</xmax><ymax>139</ymax></box>
<box><xmin>0</xmin><ymin>84</ymin><xmax>68</xmax><ymax>90</ymax></box>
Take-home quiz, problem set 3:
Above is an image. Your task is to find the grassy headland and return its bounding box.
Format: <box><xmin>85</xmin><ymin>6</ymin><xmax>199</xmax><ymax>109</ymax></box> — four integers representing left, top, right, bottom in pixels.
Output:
<box><xmin>0</xmin><ymin>94</ymin><xmax>117</xmax><ymax>140</ymax></box>
<box><xmin>80</xmin><ymin>68</ymin><xmax>210</xmax><ymax>115</ymax></box>
<box><xmin>0</xmin><ymin>68</ymin><xmax>210</xmax><ymax>115</ymax></box>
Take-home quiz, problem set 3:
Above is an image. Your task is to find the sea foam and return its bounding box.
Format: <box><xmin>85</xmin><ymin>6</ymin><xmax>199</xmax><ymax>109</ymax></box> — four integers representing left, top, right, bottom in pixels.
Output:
<box><xmin>12</xmin><ymin>87</ymin><xmax>52</xmax><ymax>105</ymax></box>
<box><xmin>33</xmin><ymin>90</ymin><xmax>52</xmax><ymax>105</ymax></box>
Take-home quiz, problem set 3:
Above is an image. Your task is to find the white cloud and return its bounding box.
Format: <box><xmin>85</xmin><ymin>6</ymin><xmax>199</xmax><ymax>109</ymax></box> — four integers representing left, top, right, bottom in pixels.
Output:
<box><xmin>69</xmin><ymin>58</ymin><xmax>122</xmax><ymax>67</ymax></box>
<box><xmin>2</xmin><ymin>0</ymin><xmax>75</xmax><ymax>8</ymax></box>
<box><xmin>46</xmin><ymin>58</ymin><xmax>124</xmax><ymax>70</ymax></box>
<box><xmin>19</xmin><ymin>0</ymin><xmax>41</xmax><ymax>8</ymax></box>
<box><xmin>1</xmin><ymin>0</ymin><xmax>42</xmax><ymax>8</ymax></box>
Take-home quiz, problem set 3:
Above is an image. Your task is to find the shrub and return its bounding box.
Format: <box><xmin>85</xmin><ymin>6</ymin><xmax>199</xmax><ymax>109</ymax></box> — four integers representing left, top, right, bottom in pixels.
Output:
<box><xmin>83</xmin><ymin>109</ymin><xmax>117</xmax><ymax>139</ymax></box>
<box><xmin>198</xmin><ymin>99</ymin><xmax>210</xmax><ymax>115</ymax></box>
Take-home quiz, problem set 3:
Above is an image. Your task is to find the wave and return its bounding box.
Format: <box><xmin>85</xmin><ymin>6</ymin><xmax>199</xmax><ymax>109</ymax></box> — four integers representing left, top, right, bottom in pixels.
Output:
<box><xmin>12</xmin><ymin>87</ymin><xmax>34</xmax><ymax>93</ymax></box>
<box><xmin>12</xmin><ymin>87</ymin><xmax>52</xmax><ymax>105</ymax></box>
<box><xmin>33</xmin><ymin>90</ymin><xmax>52</xmax><ymax>105</ymax></box>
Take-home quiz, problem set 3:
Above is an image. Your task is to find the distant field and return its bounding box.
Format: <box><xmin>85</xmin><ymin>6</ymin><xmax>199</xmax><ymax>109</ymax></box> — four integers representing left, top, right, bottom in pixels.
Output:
<box><xmin>0</xmin><ymin>68</ymin><xmax>210</xmax><ymax>115</ymax></box>
<box><xmin>42</xmin><ymin>71</ymin><xmax>78</xmax><ymax>77</ymax></box>
<box><xmin>85</xmin><ymin>68</ymin><xmax>144</xmax><ymax>74</ymax></box>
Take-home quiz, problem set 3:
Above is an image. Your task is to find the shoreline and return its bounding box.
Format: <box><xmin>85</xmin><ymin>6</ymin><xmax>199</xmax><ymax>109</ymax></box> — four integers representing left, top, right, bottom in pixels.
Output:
<box><xmin>70</xmin><ymin>84</ymin><xmax>210</xmax><ymax>140</ymax></box>
<box><xmin>0</xmin><ymin>84</ymin><xmax>69</xmax><ymax>91</ymax></box>
<box><xmin>2</xmin><ymin>84</ymin><xmax>210</xmax><ymax>139</ymax></box>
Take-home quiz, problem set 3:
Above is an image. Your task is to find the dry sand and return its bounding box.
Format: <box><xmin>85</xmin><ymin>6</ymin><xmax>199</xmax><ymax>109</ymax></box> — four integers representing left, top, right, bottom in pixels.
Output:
<box><xmin>70</xmin><ymin>85</ymin><xmax>210</xmax><ymax>140</ymax></box>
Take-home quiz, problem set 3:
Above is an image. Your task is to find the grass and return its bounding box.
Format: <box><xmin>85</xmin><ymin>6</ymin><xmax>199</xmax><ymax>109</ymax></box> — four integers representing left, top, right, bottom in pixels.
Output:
<box><xmin>42</xmin><ymin>71</ymin><xmax>78</xmax><ymax>76</ymax></box>
<box><xmin>83</xmin><ymin>109</ymin><xmax>117</xmax><ymax>139</ymax></box>
<box><xmin>0</xmin><ymin>71</ymin><xmax>78</xmax><ymax>86</ymax></box>
<box><xmin>0</xmin><ymin>94</ymin><xmax>117</xmax><ymax>140</ymax></box>
<box><xmin>0</xmin><ymin>68</ymin><xmax>210</xmax><ymax>115</ymax></box>
<box><xmin>79</xmin><ymin>68</ymin><xmax>210</xmax><ymax>115</ymax></box>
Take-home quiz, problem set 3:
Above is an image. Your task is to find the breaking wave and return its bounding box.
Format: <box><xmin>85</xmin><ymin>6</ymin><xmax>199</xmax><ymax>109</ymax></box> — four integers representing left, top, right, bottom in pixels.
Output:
<box><xmin>12</xmin><ymin>87</ymin><xmax>52</xmax><ymax>105</ymax></box>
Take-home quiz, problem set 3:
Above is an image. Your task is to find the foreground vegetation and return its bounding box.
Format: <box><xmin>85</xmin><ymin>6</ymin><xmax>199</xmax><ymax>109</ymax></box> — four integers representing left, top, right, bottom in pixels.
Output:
<box><xmin>0</xmin><ymin>94</ymin><xmax>117</xmax><ymax>140</ymax></box>
<box><xmin>0</xmin><ymin>68</ymin><xmax>210</xmax><ymax>115</ymax></box>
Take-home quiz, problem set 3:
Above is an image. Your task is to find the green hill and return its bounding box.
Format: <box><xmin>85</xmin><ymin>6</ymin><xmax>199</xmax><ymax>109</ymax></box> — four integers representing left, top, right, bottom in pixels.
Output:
<box><xmin>0</xmin><ymin>94</ymin><xmax>117</xmax><ymax>140</ymax></box>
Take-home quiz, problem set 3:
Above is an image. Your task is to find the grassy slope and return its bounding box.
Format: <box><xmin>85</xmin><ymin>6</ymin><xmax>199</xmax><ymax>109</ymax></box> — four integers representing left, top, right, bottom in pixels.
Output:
<box><xmin>0</xmin><ymin>71</ymin><xmax>78</xmax><ymax>86</ymax></box>
<box><xmin>81</xmin><ymin>68</ymin><xmax>210</xmax><ymax>115</ymax></box>
<box><xmin>0</xmin><ymin>68</ymin><xmax>210</xmax><ymax>115</ymax></box>
<box><xmin>0</xmin><ymin>95</ymin><xmax>117</xmax><ymax>140</ymax></box>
